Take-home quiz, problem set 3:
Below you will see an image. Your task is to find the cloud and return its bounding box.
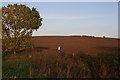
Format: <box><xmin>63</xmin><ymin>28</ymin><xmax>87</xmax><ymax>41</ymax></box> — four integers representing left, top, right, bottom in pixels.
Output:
<box><xmin>43</xmin><ymin>15</ymin><xmax>106</xmax><ymax>20</ymax></box>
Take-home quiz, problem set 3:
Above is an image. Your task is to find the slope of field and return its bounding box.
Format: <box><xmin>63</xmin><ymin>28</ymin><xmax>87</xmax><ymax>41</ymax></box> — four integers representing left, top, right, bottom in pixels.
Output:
<box><xmin>3</xmin><ymin>36</ymin><xmax>119</xmax><ymax>78</ymax></box>
<box><xmin>31</xmin><ymin>36</ymin><xmax>119</xmax><ymax>56</ymax></box>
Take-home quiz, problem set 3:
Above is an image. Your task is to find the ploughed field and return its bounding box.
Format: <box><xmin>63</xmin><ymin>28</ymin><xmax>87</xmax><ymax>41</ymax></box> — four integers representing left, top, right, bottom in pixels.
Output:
<box><xmin>31</xmin><ymin>36</ymin><xmax>119</xmax><ymax>56</ymax></box>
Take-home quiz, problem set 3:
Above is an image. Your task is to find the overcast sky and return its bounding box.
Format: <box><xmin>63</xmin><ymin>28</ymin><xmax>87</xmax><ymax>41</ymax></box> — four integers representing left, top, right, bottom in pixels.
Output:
<box><xmin>2</xmin><ymin>2</ymin><xmax>118</xmax><ymax>38</ymax></box>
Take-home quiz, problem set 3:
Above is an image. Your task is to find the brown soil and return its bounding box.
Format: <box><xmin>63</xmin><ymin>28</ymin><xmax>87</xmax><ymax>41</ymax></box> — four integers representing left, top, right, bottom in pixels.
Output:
<box><xmin>31</xmin><ymin>36</ymin><xmax>119</xmax><ymax>56</ymax></box>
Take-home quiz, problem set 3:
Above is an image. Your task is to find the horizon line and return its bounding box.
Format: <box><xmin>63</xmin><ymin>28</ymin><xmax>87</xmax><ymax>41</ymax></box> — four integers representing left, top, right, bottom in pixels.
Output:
<box><xmin>32</xmin><ymin>35</ymin><xmax>119</xmax><ymax>39</ymax></box>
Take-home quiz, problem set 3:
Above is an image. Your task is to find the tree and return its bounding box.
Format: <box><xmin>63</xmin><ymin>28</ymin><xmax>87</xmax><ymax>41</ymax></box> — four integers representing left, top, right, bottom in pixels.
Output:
<box><xmin>2</xmin><ymin>4</ymin><xmax>42</xmax><ymax>54</ymax></box>
<box><xmin>0</xmin><ymin>8</ymin><xmax>1</xmax><ymax>39</ymax></box>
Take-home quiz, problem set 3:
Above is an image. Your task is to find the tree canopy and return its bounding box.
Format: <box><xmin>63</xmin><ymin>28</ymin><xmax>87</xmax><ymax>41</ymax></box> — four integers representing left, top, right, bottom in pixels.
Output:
<box><xmin>2</xmin><ymin>4</ymin><xmax>42</xmax><ymax>54</ymax></box>
<box><xmin>0</xmin><ymin>8</ymin><xmax>1</xmax><ymax>39</ymax></box>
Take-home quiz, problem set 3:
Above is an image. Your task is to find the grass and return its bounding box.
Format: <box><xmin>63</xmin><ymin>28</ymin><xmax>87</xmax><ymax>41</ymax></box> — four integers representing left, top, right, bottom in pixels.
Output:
<box><xmin>2</xmin><ymin>51</ymin><xmax>119</xmax><ymax>78</ymax></box>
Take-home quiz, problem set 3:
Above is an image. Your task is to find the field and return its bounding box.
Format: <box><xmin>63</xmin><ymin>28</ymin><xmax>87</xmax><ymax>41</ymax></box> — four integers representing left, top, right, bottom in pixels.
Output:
<box><xmin>32</xmin><ymin>36</ymin><xmax>119</xmax><ymax>55</ymax></box>
<box><xmin>3</xmin><ymin>36</ymin><xmax>120</xmax><ymax>78</ymax></box>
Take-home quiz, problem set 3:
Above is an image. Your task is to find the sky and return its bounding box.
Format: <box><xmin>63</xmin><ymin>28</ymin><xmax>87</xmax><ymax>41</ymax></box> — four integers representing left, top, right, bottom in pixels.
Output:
<box><xmin>2</xmin><ymin>2</ymin><xmax>118</xmax><ymax>38</ymax></box>
<box><xmin>118</xmin><ymin>2</ymin><xmax>120</xmax><ymax>38</ymax></box>
<box><xmin>2</xmin><ymin>0</ymin><xmax>120</xmax><ymax>2</ymax></box>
